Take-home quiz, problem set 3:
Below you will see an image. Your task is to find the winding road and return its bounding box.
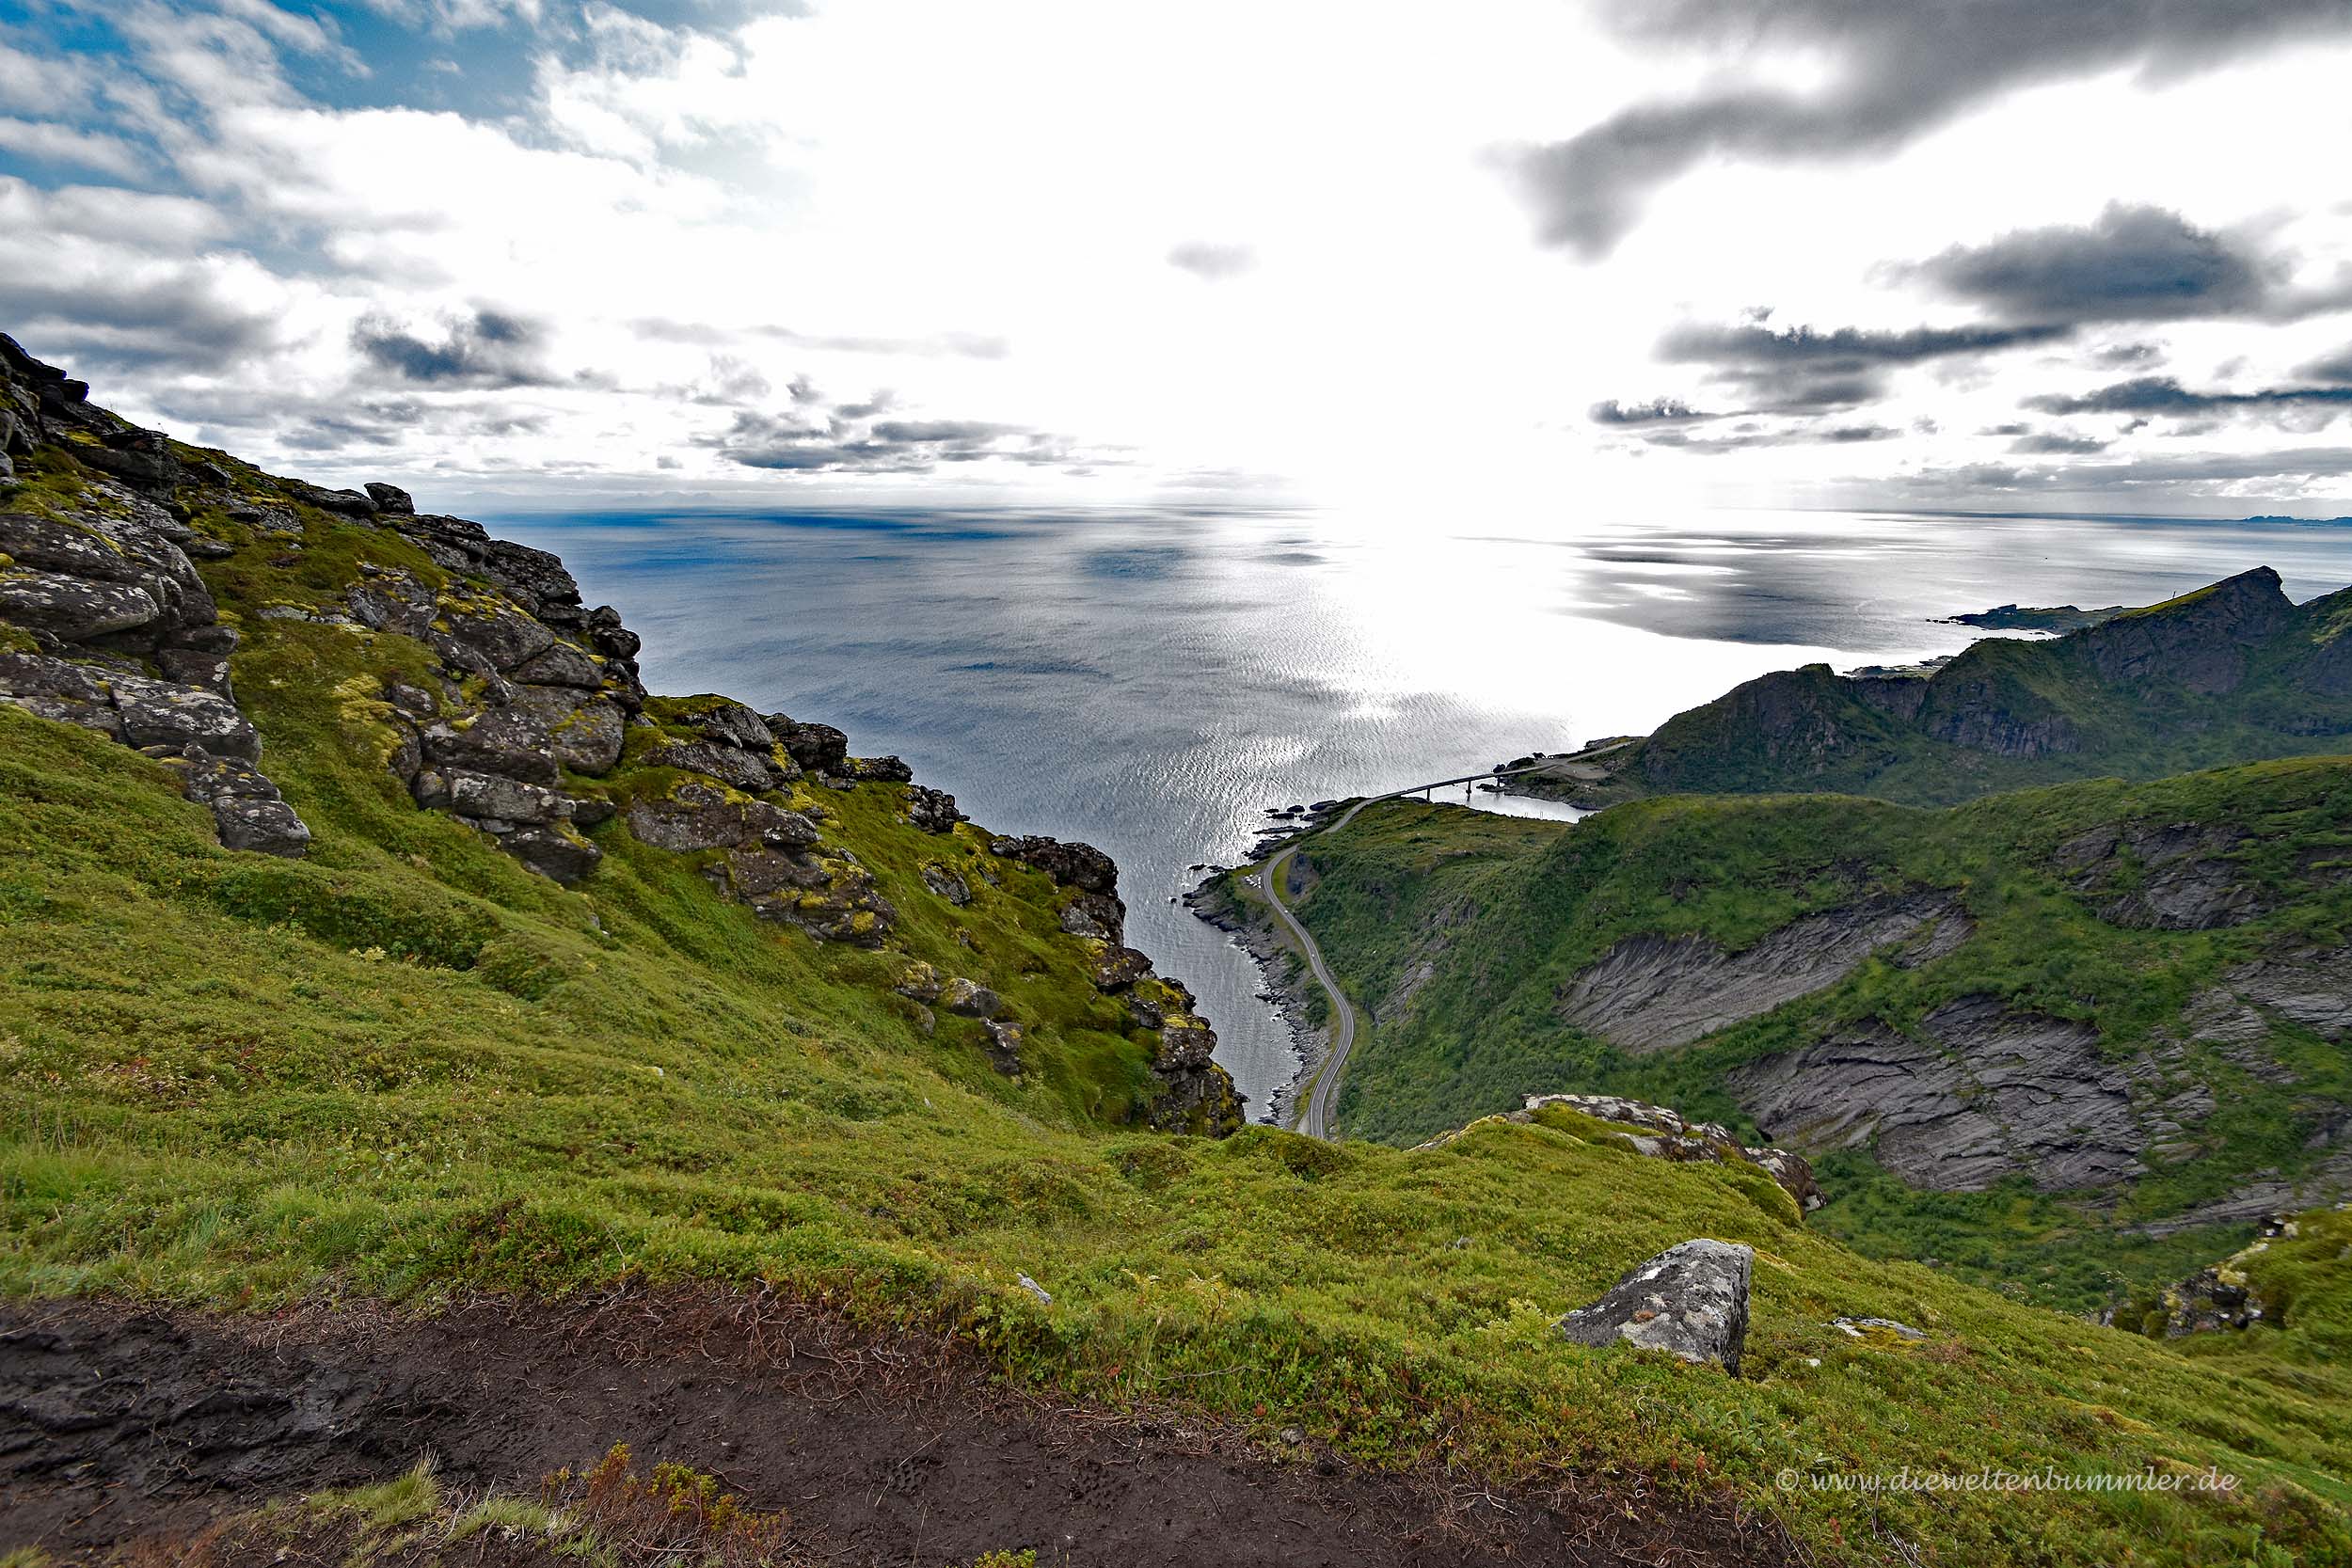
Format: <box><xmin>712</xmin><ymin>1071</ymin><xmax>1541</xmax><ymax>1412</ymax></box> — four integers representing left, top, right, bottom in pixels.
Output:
<box><xmin>1251</xmin><ymin>763</ymin><xmax>1548</xmax><ymax>1140</ymax></box>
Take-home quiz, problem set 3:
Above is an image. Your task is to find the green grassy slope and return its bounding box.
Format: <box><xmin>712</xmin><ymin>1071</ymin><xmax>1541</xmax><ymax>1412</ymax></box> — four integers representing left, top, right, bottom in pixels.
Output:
<box><xmin>1242</xmin><ymin>764</ymin><xmax>2352</xmax><ymax>1308</ymax></box>
<box><xmin>6</xmin><ymin>381</ymin><xmax>2352</xmax><ymax>1564</ymax></box>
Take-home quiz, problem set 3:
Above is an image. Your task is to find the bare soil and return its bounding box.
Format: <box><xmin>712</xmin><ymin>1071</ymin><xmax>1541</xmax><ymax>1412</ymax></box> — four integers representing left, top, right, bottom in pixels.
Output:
<box><xmin>1</xmin><ymin>1291</ymin><xmax>1804</xmax><ymax>1567</ymax></box>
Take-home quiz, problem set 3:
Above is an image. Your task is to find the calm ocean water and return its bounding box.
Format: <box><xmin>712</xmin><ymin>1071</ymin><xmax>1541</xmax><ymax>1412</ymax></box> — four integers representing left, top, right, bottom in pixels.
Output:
<box><xmin>485</xmin><ymin>505</ymin><xmax>2352</xmax><ymax>1115</ymax></box>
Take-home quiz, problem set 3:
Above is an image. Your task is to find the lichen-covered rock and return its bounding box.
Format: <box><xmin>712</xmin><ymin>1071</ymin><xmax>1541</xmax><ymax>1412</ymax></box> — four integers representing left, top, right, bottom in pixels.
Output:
<box><xmin>940</xmin><ymin>977</ymin><xmax>1002</xmax><ymax>1019</ymax></box>
<box><xmin>501</xmin><ymin>822</ymin><xmax>601</xmax><ymax>883</ymax></box>
<box><xmin>919</xmin><ymin>860</ymin><xmax>973</xmax><ymax>906</ymax></box>
<box><xmin>0</xmin><ymin>651</ymin><xmax>119</xmax><ymax>736</ymax></box>
<box><xmin>108</xmin><ymin>672</ymin><xmax>260</xmax><ymax>760</ymax></box>
<box><xmin>893</xmin><ymin>959</ymin><xmax>944</xmax><ymax>1004</ymax></box>
<box><xmin>158</xmin><ymin>747</ymin><xmax>310</xmax><ymax>857</ymax></box>
<box><xmin>904</xmin><ymin>784</ymin><xmax>961</xmax><ymax>832</ymax></box>
<box><xmin>1557</xmin><ymin>1239</ymin><xmax>1753</xmax><ymax>1374</ymax></box>
<box><xmin>991</xmin><ymin>833</ymin><xmax>1120</xmax><ymax>895</ymax></box>
<box><xmin>766</xmin><ymin>715</ymin><xmax>848</xmax><ymax>775</ymax></box>
<box><xmin>650</xmin><ymin>737</ymin><xmax>776</xmax><ymax>795</ymax></box>
<box><xmin>1519</xmin><ymin>1093</ymin><xmax>1823</xmax><ymax>1212</ymax></box>
<box><xmin>1089</xmin><ymin>943</ymin><xmax>1153</xmax><ymax>992</ymax></box>
<box><xmin>627</xmin><ymin>782</ymin><xmax>818</xmax><ymax>854</ymax></box>
<box><xmin>982</xmin><ymin>1018</ymin><xmax>1025</xmax><ymax>1073</ymax></box>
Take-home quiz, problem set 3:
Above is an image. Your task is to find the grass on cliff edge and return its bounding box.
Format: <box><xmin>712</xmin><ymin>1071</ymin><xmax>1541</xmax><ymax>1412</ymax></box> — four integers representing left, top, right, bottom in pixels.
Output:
<box><xmin>7</xmin><ymin>716</ymin><xmax>2352</xmax><ymax>1565</ymax></box>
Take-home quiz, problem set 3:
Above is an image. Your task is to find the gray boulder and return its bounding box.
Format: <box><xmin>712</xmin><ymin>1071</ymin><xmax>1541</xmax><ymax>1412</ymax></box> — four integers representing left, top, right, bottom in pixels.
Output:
<box><xmin>1556</xmin><ymin>1239</ymin><xmax>1753</xmax><ymax>1374</ymax></box>
<box><xmin>939</xmin><ymin>977</ymin><xmax>1001</xmax><ymax>1018</ymax></box>
<box><xmin>904</xmin><ymin>784</ymin><xmax>961</xmax><ymax>832</ymax></box>
<box><xmin>767</xmin><ymin>715</ymin><xmax>849</xmax><ymax>775</ymax></box>
<box><xmin>108</xmin><ymin>672</ymin><xmax>261</xmax><ymax>760</ymax></box>
<box><xmin>163</xmin><ymin>748</ymin><xmax>310</xmax><ymax>857</ymax></box>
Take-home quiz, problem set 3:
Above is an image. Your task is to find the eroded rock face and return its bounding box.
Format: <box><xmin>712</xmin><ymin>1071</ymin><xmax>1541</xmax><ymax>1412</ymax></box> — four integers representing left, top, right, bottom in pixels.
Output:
<box><xmin>1557</xmin><ymin>1239</ymin><xmax>1753</xmax><ymax>1374</ymax></box>
<box><xmin>2079</xmin><ymin>567</ymin><xmax>2293</xmax><ymax>697</ymax></box>
<box><xmin>993</xmin><ymin>835</ymin><xmax>1127</xmax><ymax>943</ymax></box>
<box><xmin>1732</xmin><ymin>997</ymin><xmax>2144</xmax><ymax>1192</ymax></box>
<box><xmin>1556</xmin><ymin>892</ymin><xmax>1972</xmax><ymax>1054</ymax></box>
<box><xmin>2057</xmin><ymin>820</ymin><xmax>2274</xmax><ymax>931</ymax></box>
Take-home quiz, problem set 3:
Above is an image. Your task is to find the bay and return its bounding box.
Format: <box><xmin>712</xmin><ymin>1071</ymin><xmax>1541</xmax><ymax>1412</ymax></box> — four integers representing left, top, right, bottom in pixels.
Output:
<box><xmin>485</xmin><ymin>504</ymin><xmax>2352</xmax><ymax>1115</ymax></box>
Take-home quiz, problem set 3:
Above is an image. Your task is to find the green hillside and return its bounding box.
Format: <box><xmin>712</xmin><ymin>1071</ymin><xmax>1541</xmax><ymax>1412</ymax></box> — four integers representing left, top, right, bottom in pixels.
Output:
<box><xmin>6</xmin><ymin>340</ymin><xmax>2352</xmax><ymax>1565</ymax></box>
<box><xmin>1523</xmin><ymin>566</ymin><xmax>2352</xmax><ymax>808</ymax></box>
<box><xmin>1212</xmin><ymin>761</ymin><xmax>2352</xmax><ymax>1307</ymax></box>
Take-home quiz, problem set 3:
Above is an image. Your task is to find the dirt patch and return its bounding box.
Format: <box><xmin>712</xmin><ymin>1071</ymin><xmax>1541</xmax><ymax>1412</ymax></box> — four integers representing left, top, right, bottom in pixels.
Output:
<box><xmin>2</xmin><ymin>1291</ymin><xmax>1804</xmax><ymax>1567</ymax></box>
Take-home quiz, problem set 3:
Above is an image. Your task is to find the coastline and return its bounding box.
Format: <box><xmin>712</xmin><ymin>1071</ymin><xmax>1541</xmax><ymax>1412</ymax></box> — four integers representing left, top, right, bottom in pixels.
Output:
<box><xmin>1184</xmin><ymin>871</ymin><xmax>1329</xmax><ymax>1129</ymax></box>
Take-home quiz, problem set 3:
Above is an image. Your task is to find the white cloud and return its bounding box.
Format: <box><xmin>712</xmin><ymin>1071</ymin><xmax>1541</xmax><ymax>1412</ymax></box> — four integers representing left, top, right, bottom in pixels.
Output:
<box><xmin>0</xmin><ymin>117</ymin><xmax>147</xmax><ymax>179</ymax></box>
<box><xmin>0</xmin><ymin>0</ymin><xmax>2347</xmax><ymax>513</ymax></box>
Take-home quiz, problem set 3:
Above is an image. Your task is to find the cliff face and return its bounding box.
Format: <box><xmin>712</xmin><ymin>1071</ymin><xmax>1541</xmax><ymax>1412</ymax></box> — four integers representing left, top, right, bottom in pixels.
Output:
<box><xmin>1543</xmin><ymin>565</ymin><xmax>2352</xmax><ymax>808</ymax></box>
<box><xmin>0</xmin><ymin>333</ymin><xmax>1240</xmax><ymax>1136</ymax></box>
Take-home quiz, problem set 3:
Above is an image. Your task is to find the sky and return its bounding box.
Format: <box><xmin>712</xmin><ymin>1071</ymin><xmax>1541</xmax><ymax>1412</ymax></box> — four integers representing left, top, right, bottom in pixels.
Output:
<box><xmin>4</xmin><ymin>0</ymin><xmax>2352</xmax><ymax>517</ymax></box>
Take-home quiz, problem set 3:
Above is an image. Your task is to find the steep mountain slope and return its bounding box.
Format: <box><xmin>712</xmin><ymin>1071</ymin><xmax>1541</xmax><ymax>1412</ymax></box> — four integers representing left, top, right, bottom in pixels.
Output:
<box><xmin>1214</xmin><ymin>761</ymin><xmax>2352</xmax><ymax>1307</ymax></box>
<box><xmin>1518</xmin><ymin>565</ymin><xmax>2352</xmax><ymax>807</ymax></box>
<box><xmin>6</xmin><ymin>341</ymin><xmax>2352</xmax><ymax>1566</ymax></box>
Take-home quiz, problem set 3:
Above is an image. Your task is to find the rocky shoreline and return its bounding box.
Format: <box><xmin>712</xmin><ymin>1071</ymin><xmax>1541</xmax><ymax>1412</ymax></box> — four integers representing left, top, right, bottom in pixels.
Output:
<box><xmin>1184</xmin><ymin>869</ymin><xmax>1327</xmax><ymax>1128</ymax></box>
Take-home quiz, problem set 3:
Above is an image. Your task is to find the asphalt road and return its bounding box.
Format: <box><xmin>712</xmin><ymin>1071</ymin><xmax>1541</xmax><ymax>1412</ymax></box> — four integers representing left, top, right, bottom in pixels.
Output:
<box><xmin>1254</xmin><ymin>764</ymin><xmax>1549</xmax><ymax>1139</ymax></box>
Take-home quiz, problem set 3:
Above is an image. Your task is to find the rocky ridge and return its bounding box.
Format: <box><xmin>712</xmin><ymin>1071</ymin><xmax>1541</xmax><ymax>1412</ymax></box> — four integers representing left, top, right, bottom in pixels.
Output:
<box><xmin>0</xmin><ymin>333</ymin><xmax>1239</xmax><ymax>1136</ymax></box>
<box><xmin>1511</xmin><ymin>564</ymin><xmax>2352</xmax><ymax>808</ymax></box>
<box><xmin>0</xmin><ymin>335</ymin><xmax>308</xmax><ymax>856</ymax></box>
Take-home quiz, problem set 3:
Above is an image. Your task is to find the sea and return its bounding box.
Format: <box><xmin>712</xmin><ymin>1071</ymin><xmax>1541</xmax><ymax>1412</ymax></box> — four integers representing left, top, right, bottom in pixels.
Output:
<box><xmin>484</xmin><ymin>504</ymin><xmax>2352</xmax><ymax>1115</ymax></box>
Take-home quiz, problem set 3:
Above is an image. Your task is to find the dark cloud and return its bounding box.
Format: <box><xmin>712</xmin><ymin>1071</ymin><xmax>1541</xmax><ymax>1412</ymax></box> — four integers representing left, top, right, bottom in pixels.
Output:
<box><xmin>353</xmin><ymin>309</ymin><xmax>555</xmax><ymax>388</ymax></box>
<box><xmin>1946</xmin><ymin>214</ymin><xmax>2280</xmax><ymax>327</ymax></box>
<box><xmin>2024</xmin><ymin>375</ymin><xmax>2352</xmax><ymax>419</ymax></box>
<box><xmin>1660</xmin><ymin>320</ymin><xmax>2074</xmax><ymax>370</ymax></box>
<box><xmin>1589</xmin><ymin>397</ymin><xmax>1710</xmax><ymax>424</ymax></box>
<box><xmin>1915</xmin><ymin>446</ymin><xmax>2352</xmax><ymax>492</ymax></box>
<box><xmin>1902</xmin><ymin>203</ymin><xmax>2279</xmax><ymax>323</ymax></box>
<box><xmin>2094</xmin><ymin>341</ymin><xmax>2165</xmax><ymax>367</ymax></box>
<box><xmin>2009</xmin><ymin>431</ymin><xmax>2110</xmax><ymax>455</ymax></box>
<box><xmin>707</xmin><ymin>388</ymin><xmax>1082</xmax><ymax>475</ymax></box>
<box><xmin>1509</xmin><ymin>1</ymin><xmax>2352</xmax><ymax>257</ymax></box>
<box><xmin>0</xmin><ymin>271</ymin><xmax>280</xmax><ymax>372</ymax></box>
<box><xmin>2303</xmin><ymin>344</ymin><xmax>2352</xmax><ymax>384</ymax></box>
<box><xmin>1167</xmin><ymin>241</ymin><xmax>1258</xmax><ymax>281</ymax></box>
<box><xmin>1646</xmin><ymin>318</ymin><xmax>2072</xmax><ymax>412</ymax></box>
<box><xmin>1636</xmin><ymin>420</ymin><xmax>1899</xmax><ymax>454</ymax></box>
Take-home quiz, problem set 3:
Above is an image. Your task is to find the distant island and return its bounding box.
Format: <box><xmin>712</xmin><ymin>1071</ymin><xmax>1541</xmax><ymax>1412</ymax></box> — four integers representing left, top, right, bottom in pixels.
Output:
<box><xmin>1935</xmin><ymin>601</ymin><xmax>2126</xmax><ymax>633</ymax></box>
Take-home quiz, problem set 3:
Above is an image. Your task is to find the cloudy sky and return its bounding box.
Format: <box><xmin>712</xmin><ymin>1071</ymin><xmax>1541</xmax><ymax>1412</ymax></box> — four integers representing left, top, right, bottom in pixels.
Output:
<box><xmin>5</xmin><ymin>0</ymin><xmax>2352</xmax><ymax>516</ymax></box>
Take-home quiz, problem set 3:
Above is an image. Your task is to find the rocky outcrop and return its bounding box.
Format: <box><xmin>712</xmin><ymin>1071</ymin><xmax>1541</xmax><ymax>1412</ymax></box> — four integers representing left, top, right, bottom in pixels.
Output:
<box><xmin>2106</xmin><ymin>1216</ymin><xmax>2300</xmax><ymax>1336</ymax></box>
<box><xmin>1416</xmin><ymin>1094</ymin><xmax>1822</xmax><ymax>1212</ymax></box>
<box><xmin>1529</xmin><ymin>1094</ymin><xmax>1822</xmax><ymax>1211</ymax></box>
<box><xmin>0</xmin><ymin>334</ymin><xmax>309</xmax><ymax>858</ymax></box>
<box><xmin>1555</xmin><ymin>892</ymin><xmax>1971</xmax><ymax>1054</ymax></box>
<box><xmin>1557</xmin><ymin>1239</ymin><xmax>1753</xmax><ymax>1374</ymax></box>
<box><xmin>993</xmin><ymin>834</ymin><xmax>1127</xmax><ymax>944</ymax></box>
